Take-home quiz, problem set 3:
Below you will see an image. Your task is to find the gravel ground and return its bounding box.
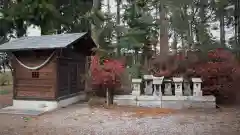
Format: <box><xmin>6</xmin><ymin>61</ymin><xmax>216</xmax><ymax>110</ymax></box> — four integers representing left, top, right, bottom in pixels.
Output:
<box><xmin>0</xmin><ymin>104</ymin><xmax>240</xmax><ymax>135</ymax></box>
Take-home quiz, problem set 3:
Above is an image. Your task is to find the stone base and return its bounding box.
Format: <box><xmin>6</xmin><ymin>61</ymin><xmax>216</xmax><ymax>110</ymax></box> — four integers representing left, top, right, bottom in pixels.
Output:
<box><xmin>137</xmin><ymin>101</ymin><xmax>161</xmax><ymax>107</ymax></box>
<box><xmin>114</xmin><ymin>95</ymin><xmax>137</xmax><ymax>106</ymax></box>
<box><xmin>114</xmin><ymin>95</ymin><xmax>216</xmax><ymax>109</ymax></box>
<box><xmin>162</xmin><ymin>96</ymin><xmax>215</xmax><ymax>109</ymax></box>
<box><xmin>4</xmin><ymin>94</ymin><xmax>86</xmax><ymax>112</ymax></box>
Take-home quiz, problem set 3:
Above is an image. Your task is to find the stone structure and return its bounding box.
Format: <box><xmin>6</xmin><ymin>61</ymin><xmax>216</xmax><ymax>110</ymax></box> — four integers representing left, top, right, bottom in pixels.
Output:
<box><xmin>172</xmin><ymin>77</ymin><xmax>183</xmax><ymax>96</ymax></box>
<box><xmin>114</xmin><ymin>76</ymin><xmax>216</xmax><ymax>109</ymax></box>
<box><xmin>152</xmin><ymin>76</ymin><xmax>164</xmax><ymax>97</ymax></box>
<box><xmin>163</xmin><ymin>79</ymin><xmax>173</xmax><ymax>95</ymax></box>
<box><xmin>131</xmin><ymin>79</ymin><xmax>142</xmax><ymax>96</ymax></box>
<box><xmin>192</xmin><ymin>78</ymin><xmax>203</xmax><ymax>96</ymax></box>
<box><xmin>143</xmin><ymin>75</ymin><xmax>153</xmax><ymax>95</ymax></box>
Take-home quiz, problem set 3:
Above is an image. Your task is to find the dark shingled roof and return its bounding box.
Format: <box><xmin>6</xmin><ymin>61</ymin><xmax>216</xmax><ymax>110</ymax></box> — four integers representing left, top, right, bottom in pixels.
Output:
<box><xmin>0</xmin><ymin>32</ymin><xmax>96</xmax><ymax>51</ymax></box>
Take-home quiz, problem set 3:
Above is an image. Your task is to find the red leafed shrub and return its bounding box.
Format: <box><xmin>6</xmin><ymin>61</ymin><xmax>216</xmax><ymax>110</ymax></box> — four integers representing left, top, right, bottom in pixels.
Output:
<box><xmin>150</xmin><ymin>49</ymin><xmax>240</xmax><ymax>104</ymax></box>
<box><xmin>91</xmin><ymin>56</ymin><xmax>125</xmax><ymax>90</ymax></box>
<box><xmin>189</xmin><ymin>49</ymin><xmax>240</xmax><ymax>104</ymax></box>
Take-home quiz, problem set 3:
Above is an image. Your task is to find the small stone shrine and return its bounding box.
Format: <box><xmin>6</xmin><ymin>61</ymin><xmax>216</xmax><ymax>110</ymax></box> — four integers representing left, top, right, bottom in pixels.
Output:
<box><xmin>152</xmin><ymin>76</ymin><xmax>164</xmax><ymax>97</ymax></box>
<box><xmin>192</xmin><ymin>78</ymin><xmax>203</xmax><ymax>96</ymax></box>
<box><xmin>143</xmin><ymin>75</ymin><xmax>153</xmax><ymax>95</ymax></box>
<box><xmin>163</xmin><ymin>79</ymin><xmax>173</xmax><ymax>95</ymax></box>
<box><xmin>172</xmin><ymin>77</ymin><xmax>183</xmax><ymax>96</ymax></box>
<box><xmin>131</xmin><ymin>79</ymin><xmax>142</xmax><ymax>96</ymax></box>
<box><xmin>114</xmin><ymin>75</ymin><xmax>216</xmax><ymax>109</ymax></box>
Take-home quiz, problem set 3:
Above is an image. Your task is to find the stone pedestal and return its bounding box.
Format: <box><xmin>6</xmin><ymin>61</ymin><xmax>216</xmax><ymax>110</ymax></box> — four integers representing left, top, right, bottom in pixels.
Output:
<box><xmin>163</xmin><ymin>79</ymin><xmax>172</xmax><ymax>95</ymax></box>
<box><xmin>192</xmin><ymin>78</ymin><xmax>202</xmax><ymax>96</ymax></box>
<box><xmin>132</xmin><ymin>79</ymin><xmax>142</xmax><ymax>96</ymax></box>
<box><xmin>152</xmin><ymin>76</ymin><xmax>164</xmax><ymax>97</ymax></box>
<box><xmin>173</xmin><ymin>77</ymin><xmax>183</xmax><ymax>96</ymax></box>
<box><xmin>143</xmin><ymin>75</ymin><xmax>153</xmax><ymax>95</ymax></box>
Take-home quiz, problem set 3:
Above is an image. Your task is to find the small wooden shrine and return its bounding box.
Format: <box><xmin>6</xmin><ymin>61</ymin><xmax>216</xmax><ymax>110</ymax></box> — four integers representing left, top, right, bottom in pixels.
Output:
<box><xmin>0</xmin><ymin>32</ymin><xmax>96</xmax><ymax>111</ymax></box>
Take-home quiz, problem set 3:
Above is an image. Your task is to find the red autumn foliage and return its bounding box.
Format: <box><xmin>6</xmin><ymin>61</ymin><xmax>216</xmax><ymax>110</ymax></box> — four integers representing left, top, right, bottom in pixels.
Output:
<box><xmin>90</xmin><ymin>56</ymin><xmax>125</xmax><ymax>90</ymax></box>
<box><xmin>151</xmin><ymin>48</ymin><xmax>240</xmax><ymax>104</ymax></box>
<box><xmin>188</xmin><ymin>49</ymin><xmax>240</xmax><ymax>104</ymax></box>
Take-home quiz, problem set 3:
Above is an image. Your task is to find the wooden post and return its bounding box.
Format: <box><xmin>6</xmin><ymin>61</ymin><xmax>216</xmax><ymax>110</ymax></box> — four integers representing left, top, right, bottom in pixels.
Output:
<box><xmin>106</xmin><ymin>88</ymin><xmax>113</xmax><ymax>106</ymax></box>
<box><xmin>106</xmin><ymin>88</ymin><xmax>110</xmax><ymax>106</ymax></box>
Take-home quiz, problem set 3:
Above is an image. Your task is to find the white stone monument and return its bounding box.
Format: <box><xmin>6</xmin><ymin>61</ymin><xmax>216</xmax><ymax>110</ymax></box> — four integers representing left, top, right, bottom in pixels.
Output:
<box><xmin>143</xmin><ymin>75</ymin><xmax>153</xmax><ymax>95</ymax></box>
<box><xmin>192</xmin><ymin>78</ymin><xmax>203</xmax><ymax>96</ymax></box>
<box><xmin>152</xmin><ymin>76</ymin><xmax>164</xmax><ymax>97</ymax></box>
<box><xmin>173</xmin><ymin>77</ymin><xmax>183</xmax><ymax>96</ymax></box>
<box><xmin>163</xmin><ymin>79</ymin><xmax>173</xmax><ymax>95</ymax></box>
<box><xmin>131</xmin><ymin>79</ymin><xmax>142</xmax><ymax>96</ymax></box>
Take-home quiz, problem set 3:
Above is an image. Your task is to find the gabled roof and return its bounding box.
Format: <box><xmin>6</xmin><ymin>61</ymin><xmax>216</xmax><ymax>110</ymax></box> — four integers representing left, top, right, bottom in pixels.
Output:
<box><xmin>0</xmin><ymin>32</ymin><xmax>96</xmax><ymax>51</ymax></box>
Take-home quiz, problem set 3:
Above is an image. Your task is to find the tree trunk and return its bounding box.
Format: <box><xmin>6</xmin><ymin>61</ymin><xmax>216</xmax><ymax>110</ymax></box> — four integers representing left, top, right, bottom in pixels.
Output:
<box><xmin>134</xmin><ymin>48</ymin><xmax>139</xmax><ymax>65</ymax></box>
<box><xmin>235</xmin><ymin>0</ymin><xmax>240</xmax><ymax>45</ymax></box>
<box><xmin>91</xmin><ymin>0</ymin><xmax>101</xmax><ymax>44</ymax></box>
<box><xmin>159</xmin><ymin>4</ymin><xmax>169</xmax><ymax>58</ymax></box>
<box><xmin>106</xmin><ymin>88</ymin><xmax>113</xmax><ymax>106</ymax></box>
<box><xmin>171</xmin><ymin>32</ymin><xmax>177</xmax><ymax>55</ymax></box>
<box><xmin>198</xmin><ymin>0</ymin><xmax>207</xmax><ymax>44</ymax></box>
<box><xmin>219</xmin><ymin>15</ymin><xmax>225</xmax><ymax>46</ymax></box>
<box><xmin>219</xmin><ymin>10</ymin><xmax>225</xmax><ymax>46</ymax></box>
<box><xmin>116</xmin><ymin>0</ymin><xmax>121</xmax><ymax>57</ymax></box>
<box><xmin>194</xmin><ymin>26</ymin><xmax>200</xmax><ymax>43</ymax></box>
<box><xmin>16</xmin><ymin>0</ymin><xmax>26</xmax><ymax>37</ymax></box>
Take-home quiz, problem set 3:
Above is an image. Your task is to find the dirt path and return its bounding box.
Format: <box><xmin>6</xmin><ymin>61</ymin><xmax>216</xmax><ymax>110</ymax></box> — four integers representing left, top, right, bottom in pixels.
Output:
<box><xmin>0</xmin><ymin>104</ymin><xmax>240</xmax><ymax>135</ymax></box>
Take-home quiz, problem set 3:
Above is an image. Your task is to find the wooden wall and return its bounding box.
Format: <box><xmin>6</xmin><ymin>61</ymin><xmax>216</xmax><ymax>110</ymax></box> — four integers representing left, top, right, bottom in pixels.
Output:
<box><xmin>13</xmin><ymin>50</ymin><xmax>57</xmax><ymax>100</ymax></box>
<box><xmin>12</xmin><ymin>48</ymin><xmax>88</xmax><ymax>100</ymax></box>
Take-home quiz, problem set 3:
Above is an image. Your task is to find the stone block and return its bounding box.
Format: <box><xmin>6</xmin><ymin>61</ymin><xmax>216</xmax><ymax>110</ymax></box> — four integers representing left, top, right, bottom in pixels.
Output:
<box><xmin>137</xmin><ymin>101</ymin><xmax>161</xmax><ymax>107</ymax></box>
<box><xmin>132</xmin><ymin>78</ymin><xmax>142</xmax><ymax>83</ymax></box>
<box><xmin>162</xmin><ymin>96</ymin><xmax>188</xmax><ymax>101</ymax></box>
<box><xmin>114</xmin><ymin>100</ymin><xmax>137</xmax><ymax>106</ymax></box>
<box><xmin>188</xmin><ymin>96</ymin><xmax>216</xmax><ymax>102</ymax></box>
<box><xmin>137</xmin><ymin>95</ymin><xmax>161</xmax><ymax>101</ymax></box>
<box><xmin>153</xmin><ymin>76</ymin><xmax>164</xmax><ymax>84</ymax></box>
<box><xmin>143</xmin><ymin>75</ymin><xmax>153</xmax><ymax>80</ymax></box>
<box><xmin>172</xmin><ymin>77</ymin><xmax>183</xmax><ymax>83</ymax></box>
<box><xmin>114</xmin><ymin>95</ymin><xmax>137</xmax><ymax>100</ymax></box>
<box><xmin>192</xmin><ymin>78</ymin><xmax>202</xmax><ymax>82</ymax></box>
<box><xmin>161</xmin><ymin>101</ymin><xmax>184</xmax><ymax>109</ymax></box>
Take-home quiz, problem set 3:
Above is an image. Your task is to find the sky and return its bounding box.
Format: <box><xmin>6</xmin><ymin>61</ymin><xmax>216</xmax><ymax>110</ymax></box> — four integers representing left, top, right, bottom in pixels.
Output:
<box><xmin>27</xmin><ymin>0</ymin><xmax>234</xmax><ymax>42</ymax></box>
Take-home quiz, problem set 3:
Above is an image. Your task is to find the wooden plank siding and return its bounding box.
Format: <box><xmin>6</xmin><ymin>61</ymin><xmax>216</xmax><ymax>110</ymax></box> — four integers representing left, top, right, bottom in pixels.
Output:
<box><xmin>12</xmin><ymin>48</ymin><xmax>87</xmax><ymax>100</ymax></box>
<box><xmin>13</xmin><ymin>51</ymin><xmax>57</xmax><ymax>100</ymax></box>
